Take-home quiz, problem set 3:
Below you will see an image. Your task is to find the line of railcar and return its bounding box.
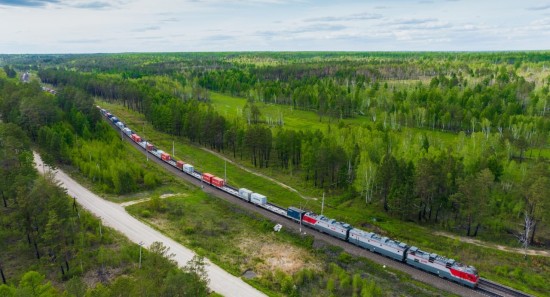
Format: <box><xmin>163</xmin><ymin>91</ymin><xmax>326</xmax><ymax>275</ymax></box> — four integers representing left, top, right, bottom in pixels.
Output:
<box><xmin>98</xmin><ymin>106</ymin><xmax>479</xmax><ymax>288</ymax></box>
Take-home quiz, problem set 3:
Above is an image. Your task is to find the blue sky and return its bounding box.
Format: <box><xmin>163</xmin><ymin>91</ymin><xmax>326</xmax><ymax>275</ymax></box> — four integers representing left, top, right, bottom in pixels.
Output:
<box><xmin>1</xmin><ymin>0</ymin><xmax>549</xmax><ymax>53</ymax></box>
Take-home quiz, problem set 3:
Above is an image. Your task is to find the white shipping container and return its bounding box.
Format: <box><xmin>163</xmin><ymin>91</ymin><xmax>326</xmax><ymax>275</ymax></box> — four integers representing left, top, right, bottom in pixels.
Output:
<box><xmin>183</xmin><ymin>164</ymin><xmax>194</xmax><ymax>173</ymax></box>
<box><xmin>238</xmin><ymin>188</ymin><xmax>253</xmax><ymax>201</ymax></box>
<box><xmin>116</xmin><ymin>122</ymin><xmax>125</xmax><ymax>129</ymax></box>
<box><xmin>123</xmin><ymin>128</ymin><xmax>132</xmax><ymax>136</ymax></box>
<box><xmin>250</xmin><ymin>193</ymin><xmax>267</xmax><ymax>205</ymax></box>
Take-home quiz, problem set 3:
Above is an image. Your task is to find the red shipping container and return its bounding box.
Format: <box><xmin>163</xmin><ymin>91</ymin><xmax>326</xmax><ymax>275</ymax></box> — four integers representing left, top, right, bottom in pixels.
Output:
<box><xmin>161</xmin><ymin>153</ymin><xmax>171</xmax><ymax>161</ymax></box>
<box><xmin>131</xmin><ymin>134</ymin><xmax>142</xmax><ymax>142</ymax></box>
<box><xmin>176</xmin><ymin>161</ymin><xmax>185</xmax><ymax>170</ymax></box>
<box><xmin>211</xmin><ymin>177</ymin><xmax>225</xmax><ymax>187</ymax></box>
<box><xmin>146</xmin><ymin>143</ymin><xmax>154</xmax><ymax>151</ymax></box>
<box><xmin>202</xmin><ymin>173</ymin><xmax>214</xmax><ymax>184</ymax></box>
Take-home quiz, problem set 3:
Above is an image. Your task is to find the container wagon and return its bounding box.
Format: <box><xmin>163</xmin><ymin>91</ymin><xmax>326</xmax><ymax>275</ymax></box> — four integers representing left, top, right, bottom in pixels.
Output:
<box><xmin>211</xmin><ymin>177</ymin><xmax>225</xmax><ymax>187</ymax></box>
<box><xmin>238</xmin><ymin>188</ymin><xmax>252</xmax><ymax>202</ymax></box>
<box><xmin>250</xmin><ymin>193</ymin><xmax>267</xmax><ymax>205</ymax></box>
<box><xmin>287</xmin><ymin>207</ymin><xmax>305</xmax><ymax>222</ymax></box>
<box><xmin>183</xmin><ymin>164</ymin><xmax>194</xmax><ymax>174</ymax></box>
<box><xmin>202</xmin><ymin>173</ymin><xmax>214</xmax><ymax>184</ymax></box>
<box><xmin>122</xmin><ymin>128</ymin><xmax>132</xmax><ymax>136</ymax></box>
<box><xmin>161</xmin><ymin>152</ymin><xmax>171</xmax><ymax>161</ymax></box>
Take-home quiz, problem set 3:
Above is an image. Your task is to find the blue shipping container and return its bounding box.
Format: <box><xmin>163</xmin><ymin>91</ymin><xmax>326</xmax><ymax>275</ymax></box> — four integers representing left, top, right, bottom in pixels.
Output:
<box><xmin>287</xmin><ymin>207</ymin><xmax>305</xmax><ymax>221</ymax></box>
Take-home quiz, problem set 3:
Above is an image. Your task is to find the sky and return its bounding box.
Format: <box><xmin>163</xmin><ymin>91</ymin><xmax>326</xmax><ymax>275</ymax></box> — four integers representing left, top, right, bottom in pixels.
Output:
<box><xmin>1</xmin><ymin>0</ymin><xmax>550</xmax><ymax>53</ymax></box>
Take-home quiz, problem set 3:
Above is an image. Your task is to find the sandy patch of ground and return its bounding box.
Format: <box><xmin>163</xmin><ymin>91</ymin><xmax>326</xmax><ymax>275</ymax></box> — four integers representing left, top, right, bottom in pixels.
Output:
<box><xmin>434</xmin><ymin>231</ymin><xmax>550</xmax><ymax>257</ymax></box>
<box><xmin>82</xmin><ymin>266</ymin><xmax>124</xmax><ymax>288</ymax></box>
<box><xmin>120</xmin><ymin>193</ymin><xmax>186</xmax><ymax>207</ymax></box>
<box><xmin>237</xmin><ymin>235</ymin><xmax>320</xmax><ymax>276</ymax></box>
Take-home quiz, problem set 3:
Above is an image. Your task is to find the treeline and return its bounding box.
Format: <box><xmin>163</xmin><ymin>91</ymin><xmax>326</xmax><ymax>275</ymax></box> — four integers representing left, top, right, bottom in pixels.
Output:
<box><xmin>196</xmin><ymin>64</ymin><xmax>549</xmax><ymax>134</ymax></box>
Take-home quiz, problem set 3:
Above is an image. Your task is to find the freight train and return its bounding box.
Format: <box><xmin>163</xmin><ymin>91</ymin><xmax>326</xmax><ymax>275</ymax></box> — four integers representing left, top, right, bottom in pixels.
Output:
<box><xmin>98</xmin><ymin>106</ymin><xmax>479</xmax><ymax>288</ymax></box>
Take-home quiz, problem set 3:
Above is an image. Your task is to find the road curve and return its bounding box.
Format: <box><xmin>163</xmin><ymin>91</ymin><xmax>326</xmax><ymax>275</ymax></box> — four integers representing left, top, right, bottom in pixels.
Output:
<box><xmin>33</xmin><ymin>151</ymin><xmax>265</xmax><ymax>297</ymax></box>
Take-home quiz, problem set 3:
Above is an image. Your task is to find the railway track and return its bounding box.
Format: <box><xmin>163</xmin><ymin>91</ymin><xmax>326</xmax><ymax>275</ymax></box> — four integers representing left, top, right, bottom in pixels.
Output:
<box><xmin>103</xmin><ymin>116</ymin><xmax>537</xmax><ymax>297</ymax></box>
<box><xmin>477</xmin><ymin>278</ymin><xmax>534</xmax><ymax>297</ymax></box>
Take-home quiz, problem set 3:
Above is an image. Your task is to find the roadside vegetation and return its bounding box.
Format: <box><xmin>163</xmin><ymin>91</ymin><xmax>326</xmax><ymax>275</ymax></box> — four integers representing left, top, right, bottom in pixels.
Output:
<box><xmin>0</xmin><ymin>76</ymin><xmax>210</xmax><ymax>296</ymax></box>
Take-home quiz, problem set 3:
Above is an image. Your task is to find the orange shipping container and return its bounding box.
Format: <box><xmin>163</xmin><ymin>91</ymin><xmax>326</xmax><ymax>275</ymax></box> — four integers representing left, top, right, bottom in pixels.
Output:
<box><xmin>212</xmin><ymin>177</ymin><xmax>225</xmax><ymax>187</ymax></box>
<box><xmin>202</xmin><ymin>173</ymin><xmax>214</xmax><ymax>184</ymax></box>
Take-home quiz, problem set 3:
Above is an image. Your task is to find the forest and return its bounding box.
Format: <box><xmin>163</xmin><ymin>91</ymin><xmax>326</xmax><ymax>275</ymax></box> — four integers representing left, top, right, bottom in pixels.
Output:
<box><xmin>1</xmin><ymin>51</ymin><xmax>550</xmax><ymax>295</ymax></box>
<box><xmin>0</xmin><ymin>76</ymin><xmax>209</xmax><ymax>296</ymax></box>
<box><xmin>19</xmin><ymin>52</ymin><xmax>548</xmax><ymax>245</ymax></box>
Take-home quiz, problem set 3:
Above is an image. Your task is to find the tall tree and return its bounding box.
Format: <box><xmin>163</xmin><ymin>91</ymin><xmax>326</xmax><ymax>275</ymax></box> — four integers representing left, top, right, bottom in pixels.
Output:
<box><xmin>451</xmin><ymin>169</ymin><xmax>494</xmax><ymax>237</ymax></box>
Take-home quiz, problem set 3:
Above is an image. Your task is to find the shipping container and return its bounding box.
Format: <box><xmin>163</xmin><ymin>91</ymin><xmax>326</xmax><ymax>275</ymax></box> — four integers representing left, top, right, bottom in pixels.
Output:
<box><xmin>111</xmin><ymin>116</ymin><xmax>119</xmax><ymax>123</ymax></box>
<box><xmin>116</xmin><ymin>121</ymin><xmax>125</xmax><ymax>129</ymax></box>
<box><xmin>211</xmin><ymin>177</ymin><xmax>225</xmax><ymax>187</ymax></box>
<box><xmin>131</xmin><ymin>134</ymin><xmax>142</xmax><ymax>143</ymax></box>
<box><xmin>183</xmin><ymin>164</ymin><xmax>194</xmax><ymax>174</ymax></box>
<box><xmin>161</xmin><ymin>153</ymin><xmax>171</xmax><ymax>161</ymax></box>
<box><xmin>202</xmin><ymin>173</ymin><xmax>214</xmax><ymax>184</ymax></box>
<box><xmin>123</xmin><ymin>128</ymin><xmax>132</xmax><ymax>136</ymax></box>
<box><xmin>176</xmin><ymin>160</ymin><xmax>185</xmax><ymax>170</ymax></box>
<box><xmin>250</xmin><ymin>193</ymin><xmax>267</xmax><ymax>205</ymax></box>
<box><xmin>146</xmin><ymin>143</ymin><xmax>154</xmax><ymax>151</ymax></box>
<box><xmin>287</xmin><ymin>207</ymin><xmax>305</xmax><ymax>221</ymax></box>
<box><xmin>238</xmin><ymin>188</ymin><xmax>253</xmax><ymax>202</ymax></box>
<box><xmin>106</xmin><ymin>113</ymin><xmax>113</xmax><ymax>118</ymax></box>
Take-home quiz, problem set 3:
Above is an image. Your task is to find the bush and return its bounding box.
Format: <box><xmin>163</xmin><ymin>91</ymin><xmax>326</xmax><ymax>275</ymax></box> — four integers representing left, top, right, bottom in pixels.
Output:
<box><xmin>144</xmin><ymin>172</ymin><xmax>159</xmax><ymax>188</ymax></box>
<box><xmin>141</xmin><ymin>210</ymin><xmax>151</xmax><ymax>218</ymax></box>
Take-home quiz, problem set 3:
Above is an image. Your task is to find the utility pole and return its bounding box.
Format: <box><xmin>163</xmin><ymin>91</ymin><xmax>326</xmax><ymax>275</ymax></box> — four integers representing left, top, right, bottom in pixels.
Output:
<box><xmin>299</xmin><ymin>203</ymin><xmax>302</xmax><ymax>234</ymax></box>
<box><xmin>321</xmin><ymin>192</ymin><xmax>325</xmax><ymax>216</ymax></box>
<box><xmin>172</xmin><ymin>140</ymin><xmax>175</xmax><ymax>157</ymax></box>
<box><xmin>139</xmin><ymin>241</ymin><xmax>144</xmax><ymax>269</ymax></box>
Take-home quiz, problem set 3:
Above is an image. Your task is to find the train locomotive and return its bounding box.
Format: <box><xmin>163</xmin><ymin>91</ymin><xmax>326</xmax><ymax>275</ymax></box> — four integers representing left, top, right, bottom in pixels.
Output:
<box><xmin>98</xmin><ymin>106</ymin><xmax>479</xmax><ymax>288</ymax></box>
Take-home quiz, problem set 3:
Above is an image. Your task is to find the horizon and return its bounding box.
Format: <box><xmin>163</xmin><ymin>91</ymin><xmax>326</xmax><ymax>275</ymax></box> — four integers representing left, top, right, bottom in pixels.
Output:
<box><xmin>1</xmin><ymin>0</ymin><xmax>550</xmax><ymax>53</ymax></box>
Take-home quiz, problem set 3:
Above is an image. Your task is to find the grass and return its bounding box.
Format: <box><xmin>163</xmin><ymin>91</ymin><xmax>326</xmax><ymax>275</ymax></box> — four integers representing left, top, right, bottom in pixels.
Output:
<box><xmin>126</xmin><ymin>189</ymin><xmax>456</xmax><ymax>297</ymax></box>
<box><xmin>96</xmin><ymin>100</ymin><xmax>308</xmax><ymax>205</ymax></box>
<box><xmin>97</xmin><ymin>99</ymin><xmax>550</xmax><ymax>297</ymax></box>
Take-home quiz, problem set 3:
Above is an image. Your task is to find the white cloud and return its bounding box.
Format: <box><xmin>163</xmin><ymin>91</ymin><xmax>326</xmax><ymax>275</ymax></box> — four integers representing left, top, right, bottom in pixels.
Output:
<box><xmin>0</xmin><ymin>0</ymin><xmax>549</xmax><ymax>53</ymax></box>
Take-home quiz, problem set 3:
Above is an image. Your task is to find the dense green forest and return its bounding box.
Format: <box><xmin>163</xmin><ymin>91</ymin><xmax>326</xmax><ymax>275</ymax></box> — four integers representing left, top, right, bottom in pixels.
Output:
<box><xmin>0</xmin><ymin>76</ymin><xmax>209</xmax><ymax>296</ymax></box>
<box><xmin>11</xmin><ymin>52</ymin><xmax>547</xmax><ymax>245</ymax></box>
<box><xmin>1</xmin><ymin>52</ymin><xmax>549</xmax><ymax>295</ymax></box>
